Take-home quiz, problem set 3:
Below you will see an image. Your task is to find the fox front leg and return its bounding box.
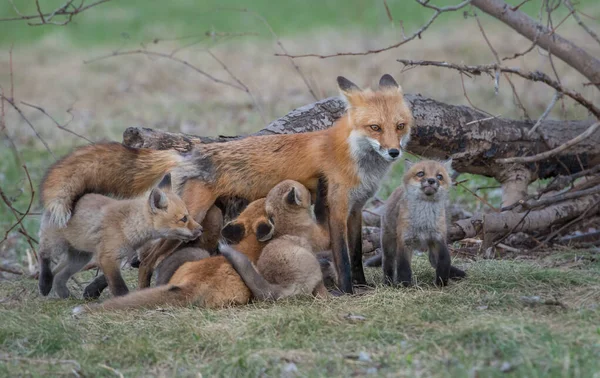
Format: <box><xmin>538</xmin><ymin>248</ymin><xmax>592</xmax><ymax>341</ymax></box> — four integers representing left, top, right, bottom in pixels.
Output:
<box><xmin>327</xmin><ymin>185</ymin><xmax>353</xmax><ymax>294</ymax></box>
<box><xmin>348</xmin><ymin>204</ymin><xmax>367</xmax><ymax>285</ymax></box>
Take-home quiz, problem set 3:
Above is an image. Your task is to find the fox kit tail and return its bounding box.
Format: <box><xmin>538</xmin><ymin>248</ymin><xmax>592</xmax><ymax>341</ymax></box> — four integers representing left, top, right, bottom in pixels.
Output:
<box><xmin>41</xmin><ymin>142</ymin><xmax>183</xmax><ymax>227</ymax></box>
<box><xmin>219</xmin><ymin>242</ymin><xmax>287</xmax><ymax>301</ymax></box>
<box><xmin>72</xmin><ymin>283</ymin><xmax>195</xmax><ymax>315</ymax></box>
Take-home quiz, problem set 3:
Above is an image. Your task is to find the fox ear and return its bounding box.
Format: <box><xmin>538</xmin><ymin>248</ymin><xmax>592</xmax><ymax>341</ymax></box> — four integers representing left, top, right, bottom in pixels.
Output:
<box><xmin>337</xmin><ymin>76</ymin><xmax>361</xmax><ymax>95</ymax></box>
<box><xmin>149</xmin><ymin>188</ymin><xmax>168</xmax><ymax>213</ymax></box>
<box><xmin>442</xmin><ymin>158</ymin><xmax>453</xmax><ymax>173</ymax></box>
<box><xmin>285</xmin><ymin>186</ymin><xmax>302</xmax><ymax>207</ymax></box>
<box><xmin>404</xmin><ymin>159</ymin><xmax>414</xmax><ymax>170</ymax></box>
<box><xmin>158</xmin><ymin>173</ymin><xmax>172</xmax><ymax>192</ymax></box>
<box><xmin>379</xmin><ymin>74</ymin><xmax>402</xmax><ymax>92</ymax></box>
<box><xmin>255</xmin><ymin>219</ymin><xmax>274</xmax><ymax>242</ymax></box>
<box><xmin>221</xmin><ymin>222</ymin><xmax>245</xmax><ymax>244</ymax></box>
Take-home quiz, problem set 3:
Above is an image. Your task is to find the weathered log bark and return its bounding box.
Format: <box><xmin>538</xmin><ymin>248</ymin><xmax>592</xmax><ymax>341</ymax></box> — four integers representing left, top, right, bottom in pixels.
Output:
<box><xmin>123</xmin><ymin>95</ymin><xmax>600</xmax><ymax>185</ymax></box>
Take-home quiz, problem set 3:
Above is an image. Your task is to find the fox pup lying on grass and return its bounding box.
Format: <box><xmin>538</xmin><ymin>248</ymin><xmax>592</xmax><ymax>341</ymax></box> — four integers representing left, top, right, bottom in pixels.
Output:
<box><xmin>41</xmin><ymin>74</ymin><xmax>413</xmax><ymax>294</ymax></box>
<box><xmin>72</xmin><ymin>180</ymin><xmax>331</xmax><ymax>314</ymax></box>
<box><xmin>219</xmin><ymin>180</ymin><xmax>332</xmax><ymax>301</ymax></box>
<box><xmin>38</xmin><ymin>174</ymin><xmax>202</xmax><ymax>299</ymax></box>
<box><xmin>375</xmin><ymin>160</ymin><xmax>466</xmax><ymax>287</ymax></box>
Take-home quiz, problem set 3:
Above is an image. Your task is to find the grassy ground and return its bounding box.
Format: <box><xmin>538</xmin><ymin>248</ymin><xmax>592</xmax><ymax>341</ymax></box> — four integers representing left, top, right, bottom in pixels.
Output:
<box><xmin>1</xmin><ymin>250</ymin><xmax>600</xmax><ymax>377</ymax></box>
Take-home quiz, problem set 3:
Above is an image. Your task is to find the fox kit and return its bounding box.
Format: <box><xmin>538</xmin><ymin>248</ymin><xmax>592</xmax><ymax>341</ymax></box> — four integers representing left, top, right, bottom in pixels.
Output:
<box><xmin>38</xmin><ymin>174</ymin><xmax>202</xmax><ymax>299</ymax></box>
<box><xmin>72</xmin><ymin>180</ymin><xmax>331</xmax><ymax>314</ymax></box>
<box><xmin>219</xmin><ymin>180</ymin><xmax>330</xmax><ymax>301</ymax></box>
<box><xmin>380</xmin><ymin>160</ymin><xmax>466</xmax><ymax>287</ymax></box>
<box><xmin>41</xmin><ymin>74</ymin><xmax>412</xmax><ymax>294</ymax></box>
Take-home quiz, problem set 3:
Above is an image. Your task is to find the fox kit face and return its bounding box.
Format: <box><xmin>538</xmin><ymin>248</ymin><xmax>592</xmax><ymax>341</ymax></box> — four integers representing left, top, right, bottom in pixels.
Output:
<box><xmin>148</xmin><ymin>174</ymin><xmax>202</xmax><ymax>241</ymax></box>
<box><xmin>264</xmin><ymin>180</ymin><xmax>313</xmax><ymax>237</ymax></box>
<box><xmin>221</xmin><ymin>198</ymin><xmax>273</xmax><ymax>244</ymax></box>
<box><xmin>339</xmin><ymin>74</ymin><xmax>413</xmax><ymax>162</ymax></box>
<box><xmin>403</xmin><ymin>159</ymin><xmax>452</xmax><ymax>200</ymax></box>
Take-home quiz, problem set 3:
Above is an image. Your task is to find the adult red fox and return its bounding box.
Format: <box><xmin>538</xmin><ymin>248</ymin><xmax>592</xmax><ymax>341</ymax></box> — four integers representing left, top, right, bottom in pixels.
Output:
<box><xmin>41</xmin><ymin>74</ymin><xmax>413</xmax><ymax>294</ymax></box>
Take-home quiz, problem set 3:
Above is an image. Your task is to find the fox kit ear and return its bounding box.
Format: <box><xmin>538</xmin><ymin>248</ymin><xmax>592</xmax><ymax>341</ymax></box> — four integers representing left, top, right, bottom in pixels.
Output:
<box><xmin>158</xmin><ymin>173</ymin><xmax>172</xmax><ymax>192</ymax></box>
<box><xmin>443</xmin><ymin>158</ymin><xmax>453</xmax><ymax>173</ymax></box>
<box><xmin>149</xmin><ymin>188</ymin><xmax>169</xmax><ymax>213</ymax></box>
<box><xmin>404</xmin><ymin>159</ymin><xmax>414</xmax><ymax>170</ymax></box>
<box><xmin>379</xmin><ymin>74</ymin><xmax>402</xmax><ymax>92</ymax></box>
<box><xmin>285</xmin><ymin>186</ymin><xmax>302</xmax><ymax>207</ymax></box>
<box><xmin>255</xmin><ymin>219</ymin><xmax>274</xmax><ymax>242</ymax></box>
<box><xmin>221</xmin><ymin>222</ymin><xmax>245</xmax><ymax>244</ymax></box>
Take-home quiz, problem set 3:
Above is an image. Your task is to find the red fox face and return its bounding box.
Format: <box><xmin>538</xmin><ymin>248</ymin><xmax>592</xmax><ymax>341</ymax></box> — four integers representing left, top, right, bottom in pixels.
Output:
<box><xmin>339</xmin><ymin>74</ymin><xmax>413</xmax><ymax>162</ymax></box>
<box><xmin>403</xmin><ymin>159</ymin><xmax>452</xmax><ymax>200</ymax></box>
<box><xmin>148</xmin><ymin>174</ymin><xmax>203</xmax><ymax>241</ymax></box>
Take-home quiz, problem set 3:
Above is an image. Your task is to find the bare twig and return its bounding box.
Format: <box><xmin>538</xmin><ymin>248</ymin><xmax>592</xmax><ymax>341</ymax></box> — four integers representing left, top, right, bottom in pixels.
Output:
<box><xmin>9</xmin><ymin>45</ymin><xmax>14</xmax><ymax>101</ymax></box>
<box><xmin>563</xmin><ymin>0</ymin><xmax>600</xmax><ymax>46</ymax></box>
<box><xmin>475</xmin><ymin>15</ymin><xmax>530</xmax><ymax>120</ymax></box>
<box><xmin>84</xmin><ymin>50</ymin><xmax>245</xmax><ymax>91</ymax></box>
<box><xmin>459</xmin><ymin>72</ymin><xmax>494</xmax><ymax>117</ymax></box>
<box><xmin>509</xmin><ymin>0</ymin><xmax>531</xmax><ymax>11</ymax></box>
<box><xmin>0</xmin><ymin>166</ymin><xmax>36</xmax><ymax>250</ymax></box>
<box><xmin>0</xmin><ymin>95</ymin><xmax>56</xmax><ymax>159</ymax></box>
<box><xmin>205</xmin><ymin>50</ymin><xmax>267</xmax><ymax>124</ymax></box>
<box><xmin>1</xmin><ymin>0</ymin><xmax>110</xmax><ymax>26</ymax></box>
<box><xmin>20</xmin><ymin>101</ymin><xmax>93</xmax><ymax>143</ymax></box>
<box><xmin>498</xmin><ymin>122</ymin><xmax>600</xmax><ymax>164</ymax></box>
<box><xmin>219</xmin><ymin>7</ymin><xmax>318</xmax><ymax>100</ymax></box>
<box><xmin>0</xmin><ymin>265</ymin><xmax>23</xmax><ymax>275</ymax></box>
<box><xmin>527</xmin><ymin>91</ymin><xmax>562</xmax><ymax>136</ymax></box>
<box><xmin>274</xmin><ymin>0</ymin><xmax>472</xmax><ymax>59</ymax></box>
<box><xmin>396</xmin><ymin>59</ymin><xmax>600</xmax><ymax>119</ymax></box>
<box><xmin>98</xmin><ymin>363</ymin><xmax>124</xmax><ymax>378</ymax></box>
<box><xmin>383</xmin><ymin>0</ymin><xmax>394</xmax><ymax>24</ymax></box>
<box><xmin>455</xmin><ymin>181</ymin><xmax>500</xmax><ymax>212</ymax></box>
<box><xmin>521</xmin><ymin>184</ymin><xmax>600</xmax><ymax>211</ymax></box>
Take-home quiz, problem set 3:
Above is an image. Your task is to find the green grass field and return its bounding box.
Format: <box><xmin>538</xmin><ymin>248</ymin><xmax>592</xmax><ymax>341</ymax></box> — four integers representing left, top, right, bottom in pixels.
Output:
<box><xmin>1</xmin><ymin>251</ymin><xmax>600</xmax><ymax>377</ymax></box>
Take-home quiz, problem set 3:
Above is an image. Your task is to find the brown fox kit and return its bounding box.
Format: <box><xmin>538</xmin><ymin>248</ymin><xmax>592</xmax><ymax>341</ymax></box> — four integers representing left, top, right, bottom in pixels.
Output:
<box><xmin>380</xmin><ymin>160</ymin><xmax>466</xmax><ymax>287</ymax></box>
<box><xmin>41</xmin><ymin>74</ymin><xmax>413</xmax><ymax>294</ymax></box>
<box><xmin>219</xmin><ymin>180</ymin><xmax>331</xmax><ymax>301</ymax></box>
<box><xmin>72</xmin><ymin>180</ymin><xmax>331</xmax><ymax>314</ymax></box>
<box><xmin>38</xmin><ymin>174</ymin><xmax>202</xmax><ymax>299</ymax></box>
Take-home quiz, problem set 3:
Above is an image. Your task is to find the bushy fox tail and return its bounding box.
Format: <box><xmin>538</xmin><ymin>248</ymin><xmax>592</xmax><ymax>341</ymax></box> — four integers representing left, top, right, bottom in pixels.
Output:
<box><xmin>219</xmin><ymin>242</ymin><xmax>284</xmax><ymax>301</ymax></box>
<box><xmin>72</xmin><ymin>283</ymin><xmax>195</xmax><ymax>315</ymax></box>
<box><xmin>41</xmin><ymin>142</ymin><xmax>183</xmax><ymax>227</ymax></box>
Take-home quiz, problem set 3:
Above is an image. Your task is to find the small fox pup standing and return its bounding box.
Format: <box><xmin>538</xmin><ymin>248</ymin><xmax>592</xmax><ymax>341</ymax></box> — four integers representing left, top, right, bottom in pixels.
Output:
<box><xmin>38</xmin><ymin>174</ymin><xmax>202</xmax><ymax>298</ymax></box>
<box><xmin>380</xmin><ymin>160</ymin><xmax>466</xmax><ymax>287</ymax></box>
<box><xmin>219</xmin><ymin>180</ymin><xmax>331</xmax><ymax>301</ymax></box>
<box><xmin>40</xmin><ymin>74</ymin><xmax>413</xmax><ymax>294</ymax></box>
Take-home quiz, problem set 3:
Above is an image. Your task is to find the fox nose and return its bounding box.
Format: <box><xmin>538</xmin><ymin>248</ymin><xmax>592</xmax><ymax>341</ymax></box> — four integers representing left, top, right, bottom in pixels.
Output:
<box><xmin>388</xmin><ymin>149</ymin><xmax>400</xmax><ymax>158</ymax></box>
<box><xmin>427</xmin><ymin>178</ymin><xmax>436</xmax><ymax>185</ymax></box>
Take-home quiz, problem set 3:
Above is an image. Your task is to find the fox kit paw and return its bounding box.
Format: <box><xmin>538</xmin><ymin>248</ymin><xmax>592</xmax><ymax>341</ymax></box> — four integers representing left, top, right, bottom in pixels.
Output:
<box><xmin>46</xmin><ymin>201</ymin><xmax>72</xmax><ymax>228</ymax></box>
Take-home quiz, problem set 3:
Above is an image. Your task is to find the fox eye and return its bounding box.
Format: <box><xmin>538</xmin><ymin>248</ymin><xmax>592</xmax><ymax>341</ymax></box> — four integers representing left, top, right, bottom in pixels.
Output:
<box><xmin>397</xmin><ymin>123</ymin><xmax>405</xmax><ymax>130</ymax></box>
<box><xmin>416</xmin><ymin>171</ymin><xmax>425</xmax><ymax>177</ymax></box>
<box><xmin>369</xmin><ymin>125</ymin><xmax>381</xmax><ymax>132</ymax></box>
<box><xmin>437</xmin><ymin>174</ymin><xmax>444</xmax><ymax>181</ymax></box>
<box><xmin>180</xmin><ymin>215</ymin><xmax>188</xmax><ymax>223</ymax></box>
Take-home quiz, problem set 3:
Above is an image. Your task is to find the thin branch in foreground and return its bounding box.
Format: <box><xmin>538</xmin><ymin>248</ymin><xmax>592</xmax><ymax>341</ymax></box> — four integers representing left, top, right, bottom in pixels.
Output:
<box><xmin>497</xmin><ymin>122</ymin><xmax>600</xmax><ymax>164</ymax></box>
<box><xmin>274</xmin><ymin>0</ymin><xmax>472</xmax><ymax>59</ymax></box>
<box><xmin>218</xmin><ymin>7</ymin><xmax>318</xmax><ymax>100</ymax></box>
<box><xmin>0</xmin><ymin>165</ymin><xmax>36</xmax><ymax>249</ymax></box>
<box><xmin>563</xmin><ymin>0</ymin><xmax>600</xmax><ymax>46</ymax></box>
<box><xmin>205</xmin><ymin>50</ymin><xmax>267</xmax><ymax>124</ymax></box>
<box><xmin>475</xmin><ymin>15</ymin><xmax>530</xmax><ymax>120</ymax></box>
<box><xmin>84</xmin><ymin>50</ymin><xmax>245</xmax><ymax>91</ymax></box>
<box><xmin>20</xmin><ymin>101</ymin><xmax>93</xmax><ymax>143</ymax></box>
<box><xmin>1</xmin><ymin>0</ymin><xmax>110</xmax><ymax>26</ymax></box>
<box><xmin>527</xmin><ymin>91</ymin><xmax>562</xmax><ymax>136</ymax></box>
<box><xmin>396</xmin><ymin>59</ymin><xmax>600</xmax><ymax>119</ymax></box>
<box><xmin>0</xmin><ymin>95</ymin><xmax>56</xmax><ymax>160</ymax></box>
<box><xmin>455</xmin><ymin>181</ymin><xmax>500</xmax><ymax>212</ymax></box>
